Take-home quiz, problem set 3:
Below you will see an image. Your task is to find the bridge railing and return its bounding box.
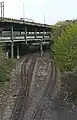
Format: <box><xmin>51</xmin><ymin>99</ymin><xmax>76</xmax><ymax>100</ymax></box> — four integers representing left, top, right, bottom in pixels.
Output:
<box><xmin>0</xmin><ymin>31</ymin><xmax>51</xmax><ymax>36</ymax></box>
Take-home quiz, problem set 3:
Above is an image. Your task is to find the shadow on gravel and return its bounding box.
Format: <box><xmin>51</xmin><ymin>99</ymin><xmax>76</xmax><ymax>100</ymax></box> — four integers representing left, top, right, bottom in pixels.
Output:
<box><xmin>48</xmin><ymin>97</ymin><xmax>77</xmax><ymax>120</ymax></box>
<box><xmin>59</xmin><ymin>107</ymin><xmax>77</xmax><ymax>120</ymax></box>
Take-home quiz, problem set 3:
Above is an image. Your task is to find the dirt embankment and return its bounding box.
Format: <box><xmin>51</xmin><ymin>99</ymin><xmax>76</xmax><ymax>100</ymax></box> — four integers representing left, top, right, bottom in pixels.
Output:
<box><xmin>0</xmin><ymin>60</ymin><xmax>22</xmax><ymax>120</ymax></box>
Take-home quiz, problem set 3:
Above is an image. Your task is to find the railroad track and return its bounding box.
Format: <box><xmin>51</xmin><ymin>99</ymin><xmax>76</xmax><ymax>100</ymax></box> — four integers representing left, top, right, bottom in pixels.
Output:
<box><xmin>9</xmin><ymin>53</ymin><xmax>37</xmax><ymax>120</ymax></box>
<box><xmin>32</xmin><ymin>51</ymin><xmax>57</xmax><ymax>120</ymax></box>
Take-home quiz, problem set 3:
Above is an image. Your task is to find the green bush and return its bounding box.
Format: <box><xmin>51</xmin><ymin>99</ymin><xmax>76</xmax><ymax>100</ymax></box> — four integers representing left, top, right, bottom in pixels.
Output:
<box><xmin>52</xmin><ymin>22</ymin><xmax>77</xmax><ymax>72</ymax></box>
<box><xmin>0</xmin><ymin>46</ymin><xmax>14</xmax><ymax>85</ymax></box>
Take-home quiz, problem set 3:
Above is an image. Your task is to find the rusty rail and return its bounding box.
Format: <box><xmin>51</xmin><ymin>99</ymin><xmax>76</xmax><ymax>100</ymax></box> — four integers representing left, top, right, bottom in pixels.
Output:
<box><xmin>9</xmin><ymin>54</ymin><xmax>37</xmax><ymax>120</ymax></box>
<box><xmin>32</xmin><ymin>51</ymin><xmax>57</xmax><ymax>119</ymax></box>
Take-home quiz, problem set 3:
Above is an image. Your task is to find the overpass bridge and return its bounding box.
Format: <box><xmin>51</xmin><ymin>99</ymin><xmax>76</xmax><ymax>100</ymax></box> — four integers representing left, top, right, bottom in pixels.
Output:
<box><xmin>0</xmin><ymin>17</ymin><xmax>52</xmax><ymax>58</ymax></box>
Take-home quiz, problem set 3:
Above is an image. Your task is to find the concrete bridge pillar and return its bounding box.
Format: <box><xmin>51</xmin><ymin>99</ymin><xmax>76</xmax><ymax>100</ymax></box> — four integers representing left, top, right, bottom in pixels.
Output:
<box><xmin>20</xmin><ymin>31</ymin><xmax>21</xmax><ymax>35</ymax></box>
<box><xmin>35</xmin><ymin>28</ymin><xmax>37</xmax><ymax>43</ymax></box>
<box><xmin>25</xmin><ymin>26</ymin><xmax>27</xmax><ymax>44</ymax></box>
<box><xmin>11</xmin><ymin>25</ymin><xmax>14</xmax><ymax>58</ymax></box>
<box><xmin>49</xmin><ymin>31</ymin><xmax>52</xmax><ymax>39</ymax></box>
<box><xmin>40</xmin><ymin>39</ymin><xmax>43</xmax><ymax>57</ymax></box>
<box><xmin>6</xmin><ymin>51</ymin><xmax>9</xmax><ymax>58</ymax></box>
<box><xmin>43</xmin><ymin>29</ymin><xmax>45</xmax><ymax>42</ymax></box>
<box><xmin>35</xmin><ymin>28</ymin><xmax>37</xmax><ymax>38</ymax></box>
<box><xmin>17</xmin><ymin>44</ymin><xmax>20</xmax><ymax>59</ymax></box>
<box><xmin>11</xmin><ymin>43</ymin><xmax>14</xmax><ymax>58</ymax></box>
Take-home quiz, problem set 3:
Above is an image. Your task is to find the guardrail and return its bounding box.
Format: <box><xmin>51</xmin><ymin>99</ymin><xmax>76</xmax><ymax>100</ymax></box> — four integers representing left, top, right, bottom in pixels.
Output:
<box><xmin>0</xmin><ymin>36</ymin><xmax>51</xmax><ymax>43</ymax></box>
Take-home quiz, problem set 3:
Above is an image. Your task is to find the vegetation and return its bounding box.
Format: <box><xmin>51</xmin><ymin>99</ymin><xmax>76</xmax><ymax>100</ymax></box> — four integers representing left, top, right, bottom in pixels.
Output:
<box><xmin>0</xmin><ymin>45</ymin><xmax>14</xmax><ymax>85</ymax></box>
<box><xmin>51</xmin><ymin>20</ymin><xmax>72</xmax><ymax>40</ymax></box>
<box><xmin>52</xmin><ymin>20</ymin><xmax>77</xmax><ymax>108</ymax></box>
<box><xmin>52</xmin><ymin>21</ymin><xmax>77</xmax><ymax>72</ymax></box>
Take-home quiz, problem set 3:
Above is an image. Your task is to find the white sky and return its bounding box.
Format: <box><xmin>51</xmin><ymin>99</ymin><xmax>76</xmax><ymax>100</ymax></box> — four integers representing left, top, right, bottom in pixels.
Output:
<box><xmin>1</xmin><ymin>0</ymin><xmax>77</xmax><ymax>25</ymax></box>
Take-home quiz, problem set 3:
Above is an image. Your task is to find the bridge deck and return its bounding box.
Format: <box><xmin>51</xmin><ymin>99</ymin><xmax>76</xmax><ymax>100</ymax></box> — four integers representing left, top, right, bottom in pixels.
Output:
<box><xmin>0</xmin><ymin>17</ymin><xmax>51</xmax><ymax>32</ymax></box>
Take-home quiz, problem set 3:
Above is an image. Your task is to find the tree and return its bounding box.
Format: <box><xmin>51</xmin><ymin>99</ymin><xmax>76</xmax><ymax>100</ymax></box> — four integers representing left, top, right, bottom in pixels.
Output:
<box><xmin>53</xmin><ymin>22</ymin><xmax>77</xmax><ymax>72</ymax></box>
<box><xmin>52</xmin><ymin>20</ymin><xmax>77</xmax><ymax>107</ymax></box>
<box><xmin>51</xmin><ymin>20</ymin><xmax>71</xmax><ymax>41</ymax></box>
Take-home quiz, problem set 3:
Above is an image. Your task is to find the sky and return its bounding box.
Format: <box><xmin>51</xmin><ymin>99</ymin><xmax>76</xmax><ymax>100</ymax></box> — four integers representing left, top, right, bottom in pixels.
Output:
<box><xmin>1</xmin><ymin>0</ymin><xmax>77</xmax><ymax>25</ymax></box>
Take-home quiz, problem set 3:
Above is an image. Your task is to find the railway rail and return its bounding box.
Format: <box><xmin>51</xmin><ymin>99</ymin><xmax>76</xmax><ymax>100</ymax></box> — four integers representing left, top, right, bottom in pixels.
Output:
<box><xmin>32</xmin><ymin>51</ymin><xmax>57</xmax><ymax>120</ymax></box>
<box><xmin>9</xmin><ymin>53</ymin><xmax>37</xmax><ymax>120</ymax></box>
<box><xmin>9</xmin><ymin>50</ymin><xmax>57</xmax><ymax>120</ymax></box>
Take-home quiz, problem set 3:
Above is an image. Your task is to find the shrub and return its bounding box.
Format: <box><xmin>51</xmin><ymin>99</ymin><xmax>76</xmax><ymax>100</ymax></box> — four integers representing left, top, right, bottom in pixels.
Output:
<box><xmin>0</xmin><ymin>46</ymin><xmax>14</xmax><ymax>85</ymax></box>
<box><xmin>53</xmin><ymin>22</ymin><xmax>77</xmax><ymax>72</ymax></box>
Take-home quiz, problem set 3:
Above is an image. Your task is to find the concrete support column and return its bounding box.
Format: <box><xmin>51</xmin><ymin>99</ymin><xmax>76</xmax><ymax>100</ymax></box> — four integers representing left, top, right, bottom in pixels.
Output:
<box><xmin>35</xmin><ymin>28</ymin><xmax>37</xmax><ymax>43</ymax></box>
<box><xmin>49</xmin><ymin>31</ymin><xmax>51</xmax><ymax>39</ymax></box>
<box><xmin>35</xmin><ymin>28</ymin><xmax>37</xmax><ymax>39</ymax></box>
<box><xmin>17</xmin><ymin>44</ymin><xmax>20</xmax><ymax>59</ymax></box>
<box><xmin>6</xmin><ymin>51</ymin><xmax>9</xmax><ymax>58</ymax></box>
<box><xmin>20</xmin><ymin>31</ymin><xmax>21</xmax><ymax>35</ymax></box>
<box><xmin>25</xmin><ymin>26</ymin><xmax>27</xmax><ymax>44</ymax></box>
<box><xmin>40</xmin><ymin>39</ymin><xmax>43</xmax><ymax>57</ymax></box>
<box><xmin>43</xmin><ymin>29</ymin><xmax>45</xmax><ymax>42</ymax></box>
<box><xmin>48</xmin><ymin>30</ymin><xmax>51</xmax><ymax>40</ymax></box>
<box><xmin>11</xmin><ymin>25</ymin><xmax>14</xmax><ymax>58</ymax></box>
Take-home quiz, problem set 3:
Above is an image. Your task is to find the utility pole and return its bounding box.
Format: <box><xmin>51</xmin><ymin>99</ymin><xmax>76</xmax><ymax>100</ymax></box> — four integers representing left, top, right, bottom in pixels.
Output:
<box><xmin>3</xmin><ymin>1</ymin><xmax>4</xmax><ymax>17</ymax></box>
<box><xmin>44</xmin><ymin>12</ymin><xmax>45</xmax><ymax>25</ymax></box>
<box><xmin>23</xmin><ymin>3</ymin><xmax>25</xmax><ymax>18</ymax></box>
<box><xmin>43</xmin><ymin>12</ymin><xmax>46</xmax><ymax>42</ymax></box>
<box><xmin>0</xmin><ymin>1</ymin><xmax>4</xmax><ymax>18</ymax></box>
